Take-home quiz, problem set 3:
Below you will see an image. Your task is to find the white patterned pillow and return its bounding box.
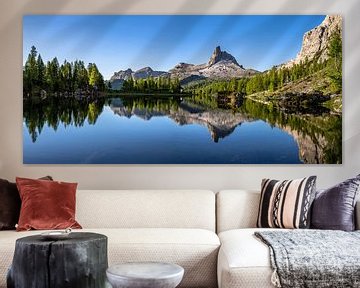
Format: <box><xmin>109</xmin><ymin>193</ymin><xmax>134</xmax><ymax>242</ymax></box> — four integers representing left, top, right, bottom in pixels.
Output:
<box><xmin>257</xmin><ymin>176</ymin><xmax>317</xmax><ymax>229</ymax></box>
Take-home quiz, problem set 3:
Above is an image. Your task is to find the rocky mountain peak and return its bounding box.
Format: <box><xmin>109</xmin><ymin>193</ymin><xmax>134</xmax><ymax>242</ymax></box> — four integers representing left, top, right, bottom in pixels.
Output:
<box><xmin>174</xmin><ymin>62</ymin><xmax>195</xmax><ymax>70</ymax></box>
<box><xmin>110</xmin><ymin>68</ymin><xmax>133</xmax><ymax>81</ymax></box>
<box><xmin>288</xmin><ymin>15</ymin><xmax>342</xmax><ymax>66</ymax></box>
<box><xmin>137</xmin><ymin>66</ymin><xmax>153</xmax><ymax>73</ymax></box>
<box><xmin>208</xmin><ymin>46</ymin><xmax>240</xmax><ymax>67</ymax></box>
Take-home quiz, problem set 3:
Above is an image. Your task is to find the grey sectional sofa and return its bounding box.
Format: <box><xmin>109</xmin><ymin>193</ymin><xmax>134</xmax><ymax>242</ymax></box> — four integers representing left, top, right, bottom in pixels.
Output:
<box><xmin>0</xmin><ymin>189</ymin><xmax>359</xmax><ymax>288</ymax></box>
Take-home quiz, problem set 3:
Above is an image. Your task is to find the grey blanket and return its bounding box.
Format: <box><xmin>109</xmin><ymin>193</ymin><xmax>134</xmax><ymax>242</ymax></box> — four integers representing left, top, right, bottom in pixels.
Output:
<box><xmin>255</xmin><ymin>230</ymin><xmax>360</xmax><ymax>288</ymax></box>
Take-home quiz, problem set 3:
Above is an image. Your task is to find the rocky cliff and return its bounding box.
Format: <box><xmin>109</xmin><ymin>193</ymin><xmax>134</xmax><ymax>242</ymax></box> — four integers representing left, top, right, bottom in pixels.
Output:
<box><xmin>287</xmin><ymin>15</ymin><xmax>342</xmax><ymax>66</ymax></box>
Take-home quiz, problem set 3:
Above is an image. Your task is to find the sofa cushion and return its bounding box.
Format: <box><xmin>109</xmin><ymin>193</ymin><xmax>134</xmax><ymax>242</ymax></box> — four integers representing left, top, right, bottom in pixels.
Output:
<box><xmin>218</xmin><ymin>228</ymin><xmax>278</xmax><ymax>288</ymax></box>
<box><xmin>257</xmin><ymin>177</ymin><xmax>316</xmax><ymax>229</ymax></box>
<box><xmin>0</xmin><ymin>176</ymin><xmax>53</xmax><ymax>230</ymax></box>
<box><xmin>0</xmin><ymin>179</ymin><xmax>20</xmax><ymax>231</ymax></box>
<box><xmin>216</xmin><ymin>190</ymin><xmax>260</xmax><ymax>233</ymax></box>
<box><xmin>311</xmin><ymin>174</ymin><xmax>360</xmax><ymax>231</ymax></box>
<box><xmin>76</xmin><ymin>190</ymin><xmax>216</xmax><ymax>231</ymax></box>
<box><xmin>0</xmin><ymin>228</ymin><xmax>220</xmax><ymax>288</ymax></box>
<box><xmin>16</xmin><ymin>177</ymin><xmax>81</xmax><ymax>231</ymax></box>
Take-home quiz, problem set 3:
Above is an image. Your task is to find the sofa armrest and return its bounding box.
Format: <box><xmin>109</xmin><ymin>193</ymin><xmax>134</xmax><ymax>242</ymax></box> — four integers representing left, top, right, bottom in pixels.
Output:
<box><xmin>356</xmin><ymin>200</ymin><xmax>360</xmax><ymax>230</ymax></box>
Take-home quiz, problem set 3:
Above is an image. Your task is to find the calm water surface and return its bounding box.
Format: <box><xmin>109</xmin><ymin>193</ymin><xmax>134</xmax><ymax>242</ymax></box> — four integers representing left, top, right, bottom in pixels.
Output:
<box><xmin>23</xmin><ymin>95</ymin><xmax>342</xmax><ymax>164</ymax></box>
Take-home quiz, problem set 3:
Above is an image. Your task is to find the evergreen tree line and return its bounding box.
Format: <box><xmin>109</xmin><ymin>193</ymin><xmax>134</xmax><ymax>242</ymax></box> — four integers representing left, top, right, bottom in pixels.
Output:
<box><xmin>122</xmin><ymin>77</ymin><xmax>181</xmax><ymax>94</ymax></box>
<box><xmin>190</xmin><ymin>31</ymin><xmax>342</xmax><ymax>96</ymax></box>
<box><xmin>245</xmin><ymin>57</ymin><xmax>327</xmax><ymax>95</ymax></box>
<box><xmin>24</xmin><ymin>97</ymin><xmax>105</xmax><ymax>142</ymax></box>
<box><xmin>190</xmin><ymin>56</ymin><xmax>327</xmax><ymax>96</ymax></box>
<box><xmin>326</xmin><ymin>30</ymin><xmax>342</xmax><ymax>93</ymax></box>
<box><xmin>23</xmin><ymin>46</ymin><xmax>105</xmax><ymax>96</ymax></box>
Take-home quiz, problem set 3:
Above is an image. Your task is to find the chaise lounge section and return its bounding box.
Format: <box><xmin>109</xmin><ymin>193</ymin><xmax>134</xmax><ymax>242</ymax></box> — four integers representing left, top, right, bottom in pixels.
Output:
<box><xmin>216</xmin><ymin>189</ymin><xmax>360</xmax><ymax>288</ymax></box>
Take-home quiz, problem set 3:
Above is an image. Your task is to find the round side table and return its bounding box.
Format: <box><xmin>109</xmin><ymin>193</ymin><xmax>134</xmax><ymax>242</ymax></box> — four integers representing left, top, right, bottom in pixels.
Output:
<box><xmin>7</xmin><ymin>232</ymin><xmax>108</xmax><ymax>288</ymax></box>
<box><xmin>106</xmin><ymin>262</ymin><xmax>184</xmax><ymax>288</ymax></box>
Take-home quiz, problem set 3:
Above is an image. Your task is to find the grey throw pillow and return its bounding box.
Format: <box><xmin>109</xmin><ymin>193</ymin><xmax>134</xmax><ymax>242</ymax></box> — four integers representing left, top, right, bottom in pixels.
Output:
<box><xmin>311</xmin><ymin>174</ymin><xmax>360</xmax><ymax>231</ymax></box>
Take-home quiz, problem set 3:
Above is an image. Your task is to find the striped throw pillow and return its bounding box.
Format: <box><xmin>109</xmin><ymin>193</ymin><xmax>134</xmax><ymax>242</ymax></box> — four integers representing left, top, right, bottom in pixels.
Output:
<box><xmin>257</xmin><ymin>176</ymin><xmax>317</xmax><ymax>229</ymax></box>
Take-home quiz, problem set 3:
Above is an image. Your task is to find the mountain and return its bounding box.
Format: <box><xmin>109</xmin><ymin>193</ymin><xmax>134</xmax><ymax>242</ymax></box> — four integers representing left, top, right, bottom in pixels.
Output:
<box><xmin>109</xmin><ymin>68</ymin><xmax>133</xmax><ymax>90</ymax></box>
<box><xmin>132</xmin><ymin>67</ymin><xmax>169</xmax><ymax>79</ymax></box>
<box><xmin>285</xmin><ymin>15</ymin><xmax>342</xmax><ymax>67</ymax></box>
<box><xmin>247</xmin><ymin>15</ymin><xmax>342</xmax><ymax>114</ymax></box>
<box><xmin>208</xmin><ymin>46</ymin><xmax>241</xmax><ymax>66</ymax></box>
<box><xmin>109</xmin><ymin>46</ymin><xmax>258</xmax><ymax>89</ymax></box>
<box><xmin>111</xmin><ymin>68</ymin><xmax>133</xmax><ymax>80</ymax></box>
<box><xmin>169</xmin><ymin>46</ymin><xmax>258</xmax><ymax>81</ymax></box>
<box><xmin>109</xmin><ymin>67</ymin><xmax>169</xmax><ymax>90</ymax></box>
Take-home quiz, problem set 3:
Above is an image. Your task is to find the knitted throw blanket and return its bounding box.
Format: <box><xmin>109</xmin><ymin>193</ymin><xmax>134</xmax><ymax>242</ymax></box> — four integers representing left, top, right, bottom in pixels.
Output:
<box><xmin>255</xmin><ymin>230</ymin><xmax>360</xmax><ymax>288</ymax></box>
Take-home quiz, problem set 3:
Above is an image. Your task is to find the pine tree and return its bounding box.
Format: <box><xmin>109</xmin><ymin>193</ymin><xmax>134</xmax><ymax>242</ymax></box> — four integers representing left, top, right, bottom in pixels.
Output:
<box><xmin>23</xmin><ymin>46</ymin><xmax>38</xmax><ymax>94</ymax></box>
<box><xmin>37</xmin><ymin>54</ymin><xmax>45</xmax><ymax>88</ymax></box>
<box><xmin>60</xmin><ymin>60</ymin><xmax>73</xmax><ymax>91</ymax></box>
<box><xmin>327</xmin><ymin>30</ymin><xmax>342</xmax><ymax>93</ymax></box>
<box><xmin>45</xmin><ymin>57</ymin><xmax>60</xmax><ymax>92</ymax></box>
<box><xmin>88</xmin><ymin>63</ymin><xmax>105</xmax><ymax>91</ymax></box>
<box><xmin>76</xmin><ymin>61</ymin><xmax>89</xmax><ymax>90</ymax></box>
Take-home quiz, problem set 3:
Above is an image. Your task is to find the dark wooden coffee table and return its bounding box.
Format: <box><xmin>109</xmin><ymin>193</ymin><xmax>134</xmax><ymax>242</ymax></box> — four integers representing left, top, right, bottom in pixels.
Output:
<box><xmin>7</xmin><ymin>232</ymin><xmax>108</xmax><ymax>288</ymax></box>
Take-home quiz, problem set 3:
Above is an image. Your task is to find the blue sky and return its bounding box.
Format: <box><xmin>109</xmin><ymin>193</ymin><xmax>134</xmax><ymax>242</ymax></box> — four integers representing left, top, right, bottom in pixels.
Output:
<box><xmin>23</xmin><ymin>15</ymin><xmax>325</xmax><ymax>80</ymax></box>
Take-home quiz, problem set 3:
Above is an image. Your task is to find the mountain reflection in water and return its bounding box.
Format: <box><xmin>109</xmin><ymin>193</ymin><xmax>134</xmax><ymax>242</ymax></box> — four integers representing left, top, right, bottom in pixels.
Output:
<box><xmin>23</xmin><ymin>94</ymin><xmax>341</xmax><ymax>164</ymax></box>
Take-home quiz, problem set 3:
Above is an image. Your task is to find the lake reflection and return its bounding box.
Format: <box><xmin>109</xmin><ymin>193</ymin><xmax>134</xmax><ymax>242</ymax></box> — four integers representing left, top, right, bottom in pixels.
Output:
<box><xmin>23</xmin><ymin>95</ymin><xmax>342</xmax><ymax>164</ymax></box>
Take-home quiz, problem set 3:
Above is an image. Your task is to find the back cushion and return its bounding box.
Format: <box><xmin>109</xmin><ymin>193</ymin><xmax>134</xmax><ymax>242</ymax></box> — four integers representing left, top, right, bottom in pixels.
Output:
<box><xmin>76</xmin><ymin>190</ymin><xmax>215</xmax><ymax>231</ymax></box>
<box><xmin>216</xmin><ymin>190</ymin><xmax>260</xmax><ymax>233</ymax></box>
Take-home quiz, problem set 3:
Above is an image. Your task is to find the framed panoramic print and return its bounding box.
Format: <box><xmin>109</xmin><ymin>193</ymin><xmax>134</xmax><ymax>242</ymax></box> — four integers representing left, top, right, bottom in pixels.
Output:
<box><xmin>23</xmin><ymin>15</ymin><xmax>342</xmax><ymax>164</ymax></box>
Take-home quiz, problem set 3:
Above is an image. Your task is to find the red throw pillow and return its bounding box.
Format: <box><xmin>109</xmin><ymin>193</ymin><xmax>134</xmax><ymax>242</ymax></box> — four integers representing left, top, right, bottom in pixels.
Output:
<box><xmin>16</xmin><ymin>177</ymin><xmax>82</xmax><ymax>231</ymax></box>
<box><xmin>0</xmin><ymin>176</ymin><xmax>53</xmax><ymax>230</ymax></box>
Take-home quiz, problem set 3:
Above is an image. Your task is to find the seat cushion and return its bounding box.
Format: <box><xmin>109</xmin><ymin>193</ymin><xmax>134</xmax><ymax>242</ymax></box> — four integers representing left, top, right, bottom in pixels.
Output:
<box><xmin>76</xmin><ymin>190</ymin><xmax>216</xmax><ymax>231</ymax></box>
<box><xmin>218</xmin><ymin>228</ymin><xmax>280</xmax><ymax>288</ymax></box>
<box><xmin>0</xmin><ymin>228</ymin><xmax>220</xmax><ymax>288</ymax></box>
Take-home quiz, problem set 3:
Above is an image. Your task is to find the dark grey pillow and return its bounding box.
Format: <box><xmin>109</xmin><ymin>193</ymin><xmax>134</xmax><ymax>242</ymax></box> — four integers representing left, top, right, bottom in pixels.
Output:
<box><xmin>311</xmin><ymin>174</ymin><xmax>360</xmax><ymax>231</ymax></box>
<box><xmin>0</xmin><ymin>179</ymin><xmax>20</xmax><ymax>230</ymax></box>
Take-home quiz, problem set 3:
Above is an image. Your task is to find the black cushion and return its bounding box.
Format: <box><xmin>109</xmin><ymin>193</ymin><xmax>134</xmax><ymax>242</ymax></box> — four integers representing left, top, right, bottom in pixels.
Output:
<box><xmin>0</xmin><ymin>179</ymin><xmax>21</xmax><ymax>230</ymax></box>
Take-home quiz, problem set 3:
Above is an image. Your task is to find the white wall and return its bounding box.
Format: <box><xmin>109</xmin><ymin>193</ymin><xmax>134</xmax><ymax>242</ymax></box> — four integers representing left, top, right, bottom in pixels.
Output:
<box><xmin>0</xmin><ymin>0</ymin><xmax>359</xmax><ymax>190</ymax></box>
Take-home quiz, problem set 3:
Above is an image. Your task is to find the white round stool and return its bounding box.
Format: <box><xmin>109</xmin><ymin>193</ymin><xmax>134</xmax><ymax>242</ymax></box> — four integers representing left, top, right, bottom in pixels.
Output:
<box><xmin>106</xmin><ymin>262</ymin><xmax>184</xmax><ymax>288</ymax></box>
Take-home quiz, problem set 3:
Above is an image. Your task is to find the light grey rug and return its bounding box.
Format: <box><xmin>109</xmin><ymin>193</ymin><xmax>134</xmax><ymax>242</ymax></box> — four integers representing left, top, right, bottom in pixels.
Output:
<box><xmin>255</xmin><ymin>230</ymin><xmax>360</xmax><ymax>288</ymax></box>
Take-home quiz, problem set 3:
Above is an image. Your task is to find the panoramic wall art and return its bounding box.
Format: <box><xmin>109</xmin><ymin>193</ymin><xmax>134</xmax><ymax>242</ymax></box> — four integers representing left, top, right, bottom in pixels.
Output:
<box><xmin>23</xmin><ymin>15</ymin><xmax>342</xmax><ymax>164</ymax></box>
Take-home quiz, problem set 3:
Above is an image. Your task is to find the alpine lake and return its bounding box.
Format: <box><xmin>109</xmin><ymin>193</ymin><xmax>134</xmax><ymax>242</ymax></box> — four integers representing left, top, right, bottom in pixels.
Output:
<box><xmin>23</xmin><ymin>93</ymin><xmax>342</xmax><ymax>164</ymax></box>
